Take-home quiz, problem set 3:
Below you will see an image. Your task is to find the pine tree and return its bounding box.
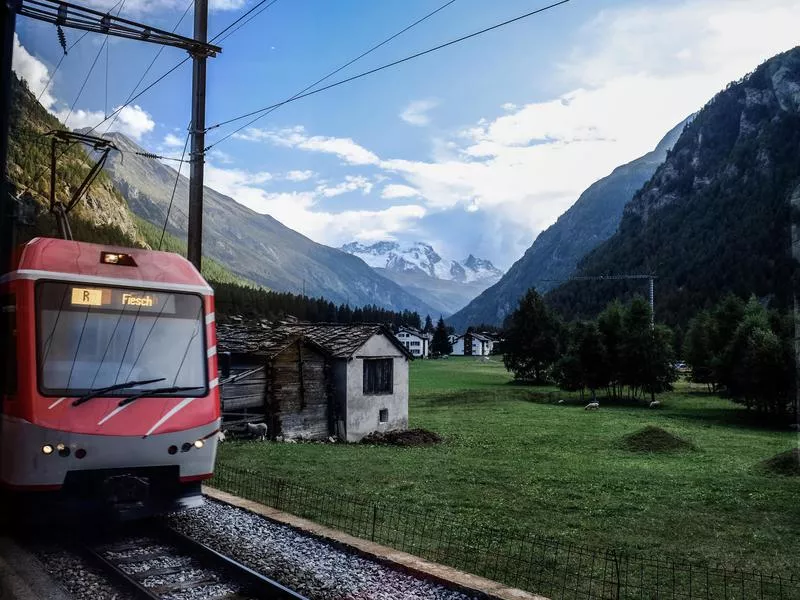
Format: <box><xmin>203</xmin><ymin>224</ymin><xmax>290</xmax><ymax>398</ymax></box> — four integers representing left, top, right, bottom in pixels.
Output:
<box><xmin>423</xmin><ymin>315</ymin><xmax>434</xmax><ymax>333</ymax></box>
<box><xmin>502</xmin><ymin>289</ymin><xmax>562</xmax><ymax>383</ymax></box>
<box><xmin>431</xmin><ymin>316</ymin><xmax>452</xmax><ymax>357</ymax></box>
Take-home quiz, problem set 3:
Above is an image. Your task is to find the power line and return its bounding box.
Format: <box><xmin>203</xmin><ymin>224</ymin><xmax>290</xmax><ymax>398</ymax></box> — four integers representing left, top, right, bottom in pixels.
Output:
<box><xmin>37</xmin><ymin>30</ymin><xmax>90</xmax><ymax>104</ymax></box>
<box><xmin>209</xmin><ymin>0</ymin><xmax>280</xmax><ymax>43</ymax></box>
<box><xmin>204</xmin><ymin>0</ymin><xmax>571</xmax><ymax>147</ymax></box>
<box><xmin>90</xmin><ymin>0</ymin><xmax>276</xmax><ymax>138</ymax></box>
<box><xmin>100</xmin><ymin>0</ymin><xmax>194</xmax><ymax>137</ymax></box>
<box><xmin>159</xmin><ymin>129</ymin><xmax>190</xmax><ymax>250</ymax></box>
<box><xmin>206</xmin><ymin>0</ymin><xmax>458</xmax><ymax>149</ymax></box>
<box><xmin>24</xmin><ymin>0</ymin><xmax>127</xmax><ymax>197</ymax></box>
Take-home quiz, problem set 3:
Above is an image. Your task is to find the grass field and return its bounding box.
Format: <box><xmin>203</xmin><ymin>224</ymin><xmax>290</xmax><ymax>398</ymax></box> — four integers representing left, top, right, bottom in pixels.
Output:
<box><xmin>216</xmin><ymin>357</ymin><xmax>800</xmax><ymax>574</ymax></box>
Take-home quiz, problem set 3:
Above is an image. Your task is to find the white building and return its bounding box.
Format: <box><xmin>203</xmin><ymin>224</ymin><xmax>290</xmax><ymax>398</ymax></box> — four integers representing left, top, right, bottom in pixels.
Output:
<box><xmin>451</xmin><ymin>332</ymin><xmax>494</xmax><ymax>356</ymax></box>
<box><xmin>396</xmin><ymin>327</ymin><xmax>430</xmax><ymax>359</ymax></box>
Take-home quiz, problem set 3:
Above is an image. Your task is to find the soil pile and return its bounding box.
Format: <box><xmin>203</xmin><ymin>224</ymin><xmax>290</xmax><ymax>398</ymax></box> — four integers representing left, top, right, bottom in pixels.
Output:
<box><xmin>621</xmin><ymin>426</ymin><xmax>695</xmax><ymax>453</ymax></box>
<box><xmin>761</xmin><ymin>448</ymin><xmax>800</xmax><ymax>476</ymax></box>
<box><xmin>360</xmin><ymin>428</ymin><xmax>442</xmax><ymax>447</ymax></box>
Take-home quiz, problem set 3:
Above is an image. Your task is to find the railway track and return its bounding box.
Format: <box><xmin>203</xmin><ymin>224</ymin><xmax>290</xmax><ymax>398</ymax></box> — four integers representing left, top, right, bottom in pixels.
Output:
<box><xmin>80</xmin><ymin>523</ymin><xmax>308</xmax><ymax>600</ymax></box>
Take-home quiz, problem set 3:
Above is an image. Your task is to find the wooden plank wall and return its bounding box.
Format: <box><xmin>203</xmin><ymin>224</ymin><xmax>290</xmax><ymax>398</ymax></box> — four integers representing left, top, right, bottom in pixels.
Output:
<box><xmin>222</xmin><ymin>358</ymin><xmax>267</xmax><ymax>414</ymax></box>
<box><xmin>266</xmin><ymin>341</ymin><xmax>331</xmax><ymax>440</ymax></box>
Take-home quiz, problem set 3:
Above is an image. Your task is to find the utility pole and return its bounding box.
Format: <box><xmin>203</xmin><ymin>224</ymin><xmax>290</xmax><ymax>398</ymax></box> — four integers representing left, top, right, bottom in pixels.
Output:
<box><xmin>187</xmin><ymin>0</ymin><xmax>208</xmax><ymax>271</ymax></box>
<box><xmin>5</xmin><ymin>0</ymin><xmax>220</xmax><ymax>269</ymax></box>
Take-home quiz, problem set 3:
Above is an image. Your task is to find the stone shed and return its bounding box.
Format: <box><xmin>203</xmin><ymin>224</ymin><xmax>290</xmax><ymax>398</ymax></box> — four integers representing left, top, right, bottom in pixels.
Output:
<box><xmin>217</xmin><ymin>321</ymin><xmax>413</xmax><ymax>442</ymax></box>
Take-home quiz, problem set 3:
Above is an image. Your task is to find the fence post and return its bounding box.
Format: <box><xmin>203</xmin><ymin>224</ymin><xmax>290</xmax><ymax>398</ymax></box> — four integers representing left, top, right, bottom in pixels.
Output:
<box><xmin>371</xmin><ymin>505</ymin><xmax>377</xmax><ymax>541</ymax></box>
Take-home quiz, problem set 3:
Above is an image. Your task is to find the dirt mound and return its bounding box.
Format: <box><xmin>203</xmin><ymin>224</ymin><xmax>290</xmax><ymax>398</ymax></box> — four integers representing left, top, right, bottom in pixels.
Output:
<box><xmin>621</xmin><ymin>426</ymin><xmax>695</xmax><ymax>453</ymax></box>
<box><xmin>761</xmin><ymin>448</ymin><xmax>800</xmax><ymax>476</ymax></box>
<box><xmin>361</xmin><ymin>428</ymin><xmax>442</xmax><ymax>447</ymax></box>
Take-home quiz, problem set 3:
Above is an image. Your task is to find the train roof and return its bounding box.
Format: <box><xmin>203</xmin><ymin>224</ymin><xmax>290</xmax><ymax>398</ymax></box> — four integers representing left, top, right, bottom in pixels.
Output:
<box><xmin>8</xmin><ymin>237</ymin><xmax>211</xmax><ymax>292</ymax></box>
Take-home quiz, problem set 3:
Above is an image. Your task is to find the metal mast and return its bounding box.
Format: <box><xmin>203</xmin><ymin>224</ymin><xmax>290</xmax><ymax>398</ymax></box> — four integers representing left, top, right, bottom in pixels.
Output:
<box><xmin>187</xmin><ymin>0</ymin><xmax>208</xmax><ymax>271</ymax></box>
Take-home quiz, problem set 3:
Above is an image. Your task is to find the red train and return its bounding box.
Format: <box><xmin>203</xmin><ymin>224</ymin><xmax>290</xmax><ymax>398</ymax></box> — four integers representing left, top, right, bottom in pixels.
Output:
<box><xmin>0</xmin><ymin>237</ymin><xmax>221</xmax><ymax>520</ymax></box>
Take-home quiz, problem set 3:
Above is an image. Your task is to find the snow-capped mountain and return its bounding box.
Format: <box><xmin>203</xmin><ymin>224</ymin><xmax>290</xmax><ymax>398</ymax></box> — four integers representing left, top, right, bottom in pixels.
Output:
<box><xmin>341</xmin><ymin>241</ymin><xmax>503</xmax><ymax>284</ymax></box>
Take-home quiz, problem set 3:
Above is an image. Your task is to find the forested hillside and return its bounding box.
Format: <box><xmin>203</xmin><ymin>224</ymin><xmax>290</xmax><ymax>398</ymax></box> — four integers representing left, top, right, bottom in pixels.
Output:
<box><xmin>547</xmin><ymin>47</ymin><xmax>800</xmax><ymax>329</ymax></box>
<box><xmin>448</xmin><ymin>117</ymin><xmax>689</xmax><ymax>330</ymax></box>
<box><xmin>6</xmin><ymin>74</ymin><xmax>425</xmax><ymax>327</ymax></box>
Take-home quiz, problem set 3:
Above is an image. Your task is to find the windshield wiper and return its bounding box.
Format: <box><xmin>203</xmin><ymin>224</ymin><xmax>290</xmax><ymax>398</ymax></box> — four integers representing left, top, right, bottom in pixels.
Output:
<box><xmin>117</xmin><ymin>386</ymin><xmax>206</xmax><ymax>407</ymax></box>
<box><xmin>72</xmin><ymin>377</ymin><xmax>166</xmax><ymax>407</ymax></box>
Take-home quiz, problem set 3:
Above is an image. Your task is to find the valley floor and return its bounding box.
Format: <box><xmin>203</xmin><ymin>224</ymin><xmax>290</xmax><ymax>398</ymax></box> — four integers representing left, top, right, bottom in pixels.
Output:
<box><xmin>215</xmin><ymin>357</ymin><xmax>800</xmax><ymax>575</ymax></box>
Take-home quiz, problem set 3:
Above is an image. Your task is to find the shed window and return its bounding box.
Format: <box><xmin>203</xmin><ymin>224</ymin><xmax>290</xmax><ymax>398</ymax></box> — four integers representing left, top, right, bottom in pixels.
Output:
<box><xmin>363</xmin><ymin>359</ymin><xmax>393</xmax><ymax>395</ymax></box>
<box><xmin>379</xmin><ymin>408</ymin><xmax>388</xmax><ymax>423</ymax></box>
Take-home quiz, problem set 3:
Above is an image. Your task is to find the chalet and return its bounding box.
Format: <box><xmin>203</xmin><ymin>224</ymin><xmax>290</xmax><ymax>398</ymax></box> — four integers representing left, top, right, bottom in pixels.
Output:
<box><xmin>451</xmin><ymin>332</ymin><xmax>494</xmax><ymax>356</ymax></box>
<box><xmin>217</xmin><ymin>321</ymin><xmax>413</xmax><ymax>442</ymax></box>
<box><xmin>396</xmin><ymin>327</ymin><xmax>430</xmax><ymax>358</ymax></box>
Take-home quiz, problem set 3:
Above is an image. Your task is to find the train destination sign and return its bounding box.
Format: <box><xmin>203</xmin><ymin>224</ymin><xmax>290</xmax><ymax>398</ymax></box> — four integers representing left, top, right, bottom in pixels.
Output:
<box><xmin>68</xmin><ymin>286</ymin><xmax>176</xmax><ymax>314</ymax></box>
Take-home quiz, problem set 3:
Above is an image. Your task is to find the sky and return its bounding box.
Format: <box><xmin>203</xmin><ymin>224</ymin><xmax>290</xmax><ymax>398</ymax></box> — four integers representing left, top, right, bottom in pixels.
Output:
<box><xmin>11</xmin><ymin>0</ymin><xmax>800</xmax><ymax>270</ymax></box>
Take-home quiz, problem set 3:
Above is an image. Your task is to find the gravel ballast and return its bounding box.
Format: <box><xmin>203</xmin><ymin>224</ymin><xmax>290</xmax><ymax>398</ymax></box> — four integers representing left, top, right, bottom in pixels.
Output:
<box><xmin>35</xmin><ymin>547</ymin><xmax>137</xmax><ymax>600</ymax></box>
<box><xmin>167</xmin><ymin>499</ymin><xmax>480</xmax><ymax>600</ymax></box>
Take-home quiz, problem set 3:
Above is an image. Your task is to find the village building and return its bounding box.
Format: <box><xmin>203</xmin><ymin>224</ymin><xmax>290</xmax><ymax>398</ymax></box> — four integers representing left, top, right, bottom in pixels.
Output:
<box><xmin>396</xmin><ymin>327</ymin><xmax>430</xmax><ymax>358</ymax></box>
<box><xmin>217</xmin><ymin>321</ymin><xmax>413</xmax><ymax>442</ymax></box>
<box><xmin>451</xmin><ymin>332</ymin><xmax>494</xmax><ymax>356</ymax></box>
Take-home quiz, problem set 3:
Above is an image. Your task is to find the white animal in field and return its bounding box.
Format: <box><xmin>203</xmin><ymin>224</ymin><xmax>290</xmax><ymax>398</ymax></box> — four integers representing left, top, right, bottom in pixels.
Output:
<box><xmin>217</xmin><ymin>430</ymin><xmax>226</xmax><ymax>443</ymax></box>
<box><xmin>246</xmin><ymin>422</ymin><xmax>268</xmax><ymax>441</ymax></box>
<box><xmin>649</xmin><ymin>400</ymin><xmax>661</xmax><ymax>409</ymax></box>
<box><xmin>584</xmin><ymin>402</ymin><xmax>600</xmax><ymax>411</ymax></box>
<box><xmin>557</xmin><ymin>399</ymin><xmax>565</xmax><ymax>404</ymax></box>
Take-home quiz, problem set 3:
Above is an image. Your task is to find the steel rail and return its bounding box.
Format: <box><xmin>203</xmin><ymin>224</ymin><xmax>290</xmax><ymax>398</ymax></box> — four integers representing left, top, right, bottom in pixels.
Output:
<box><xmin>79</xmin><ymin>522</ymin><xmax>308</xmax><ymax>599</ymax></box>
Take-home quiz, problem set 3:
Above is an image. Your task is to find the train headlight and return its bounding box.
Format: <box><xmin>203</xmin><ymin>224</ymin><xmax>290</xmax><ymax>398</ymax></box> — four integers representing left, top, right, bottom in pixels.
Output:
<box><xmin>194</xmin><ymin>439</ymin><xmax>204</xmax><ymax>449</ymax></box>
<box><xmin>41</xmin><ymin>444</ymin><xmax>54</xmax><ymax>455</ymax></box>
<box><xmin>181</xmin><ymin>442</ymin><xmax>192</xmax><ymax>452</ymax></box>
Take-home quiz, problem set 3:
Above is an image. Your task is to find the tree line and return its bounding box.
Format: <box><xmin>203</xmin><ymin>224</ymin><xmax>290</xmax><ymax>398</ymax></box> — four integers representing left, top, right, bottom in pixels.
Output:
<box><xmin>213</xmin><ymin>281</ymin><xmax>424</xmax><ymax>328</ymax></box>
<box><xmin>503</xmin><ymin>290</ymin><xmax>677</xmax><ymax>402</ymax></box>
<box><xmin>683</xmin><ymin>294</ymin><xmax>795</xmax><ymax>418</ymax></box>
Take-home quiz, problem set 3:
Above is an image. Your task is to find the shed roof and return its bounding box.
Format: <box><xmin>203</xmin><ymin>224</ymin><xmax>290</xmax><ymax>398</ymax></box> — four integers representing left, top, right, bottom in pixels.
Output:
<box><xmin>217</xmin><ymin>321</ymin><xmax>414</xmax><ymax>360</ymax></box>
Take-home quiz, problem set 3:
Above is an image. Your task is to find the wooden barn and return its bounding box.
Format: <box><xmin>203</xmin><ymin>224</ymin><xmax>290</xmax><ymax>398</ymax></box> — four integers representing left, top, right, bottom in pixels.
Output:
<box><xmin>217</xmin><ymin>321</ymin><xmax>413</xmax><ymax>441</ymax></box>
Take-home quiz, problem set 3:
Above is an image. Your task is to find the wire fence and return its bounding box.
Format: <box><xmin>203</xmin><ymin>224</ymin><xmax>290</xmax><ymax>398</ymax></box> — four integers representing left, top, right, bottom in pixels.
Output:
<box><xmin>210</xmin><ymin>464</ymin><xmax>799</xmax><ymax>600</ymax></box>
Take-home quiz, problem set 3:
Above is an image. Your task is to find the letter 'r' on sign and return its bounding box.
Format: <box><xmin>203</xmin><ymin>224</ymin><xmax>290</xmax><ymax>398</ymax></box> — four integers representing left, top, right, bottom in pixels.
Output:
<box><xmin>71</xmin><ymin>287</ymin><xmax>103</xmax><ymax>306</ymax></box>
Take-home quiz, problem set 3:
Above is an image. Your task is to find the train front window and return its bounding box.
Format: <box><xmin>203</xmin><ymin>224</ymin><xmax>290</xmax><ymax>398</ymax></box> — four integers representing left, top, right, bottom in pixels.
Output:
<box><xmin>36</xmin><ymin>282</ymin><xmax>207</xmax><ymax>397</ymax></box>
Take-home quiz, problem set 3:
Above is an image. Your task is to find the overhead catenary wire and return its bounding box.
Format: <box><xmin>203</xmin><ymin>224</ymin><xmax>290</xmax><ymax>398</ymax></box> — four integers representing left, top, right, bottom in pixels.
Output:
<box><xmin>159</xmin><ymin>130</ymin><xmax>191</xmax><ymax>250</ymax></box>
<box><xmin>209</xmin><ymin>0</ymin><xmax>280</xmax><ymax>43</ymax></box>
<box><xmin>37</xmin><ymin>30</ymin><xmax>90</xmax><ymax>104</ymax></box>
<box><xmin>206</xmin><ymin>0</ymin><xmax>458</xmax><ymax>149</ymax></box>
<box><xmin>61</xmin><ymin>0</ymin><xmax>128</xmax><ymax>128</ymax></box>
<box><xmin>204</xmin><ymin>0</ymin><xmax>571</xmax><ymax>148</ymax></box>
<box><xmin>100</xmin><ymin>0</ymin><xmax>194</xmax><ymax>137</ymax></box>
<box><xmin>89</xmin><ymin>0</ymin><xmax>277</xmax><ymax>137</ymax></box>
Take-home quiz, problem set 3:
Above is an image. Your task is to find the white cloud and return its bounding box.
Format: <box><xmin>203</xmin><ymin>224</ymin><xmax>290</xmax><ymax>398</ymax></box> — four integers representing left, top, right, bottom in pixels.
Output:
<box><xmin>214</xmin><ymin>0</ymin><xmax>800</xmax><ymax>266</ymax></box>
<box><xmin>381</xmin><ymin>184</ymin><xmax>420</xmax><ymax>199</ymax></box>
<box><xmin>162</xmin><ymin>133</ymin><xmax>184</xmax><ymax>148</ymax></box>
<box><xmin>209</xmin><ymin>149</ymin><xmax>234</xmax><ymax>164</ymax></box>
<box><xmin>204</xmin><ymin>162</ymin><xmax>424</xmax><ymax>245</ymax></box>
<box><xmin>54</xmin><ymin>104</ymin><xmax>155</xmax><ymax>140</ymax></box>
<box><xmin>205</xmin><ymin>164</ymin><xmax>272</xmax><ymax>188</ymax></box>
<box><xmin>285</xmin><ymin>170</ymin><xmax>316</xmax><ymax>182</ymax></box>
<box><xmin>317</xmin><ymin>176</ymin><xmax>373</xmax><ymax>198</ymax></box>
<box><xmin>400</xmin><ymin>99</ymin><xmax>440</xmax><ymax>126</ymax></box>
<box><xmin>12</xmin><ymin>34</ymin><xmax>55</xmax><ymax>110</ymax></box>
<box><xmin>236</xmin><ymin>126</ymin><xmax>379</xmax><ymax>165</ymax></box>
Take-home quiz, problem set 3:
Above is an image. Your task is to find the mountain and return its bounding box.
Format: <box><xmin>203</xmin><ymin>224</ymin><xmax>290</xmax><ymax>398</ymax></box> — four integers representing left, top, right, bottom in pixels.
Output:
<box><xmin>7</xmin><ymin>74</ymin><xmax>146</xmax><ymax>248</ymax></box>
<box><xmin>341</xmin><ymin>241</ymin><xmax>502</xmax><ymax>283</ymax></box>
<box><xmin>99</xmin><ymin>133</ymin><xmax>437</xmax><ymax>315</ymax></box>
<box><xmin>340</xmin><ymin>241</ymin><xmax>503</xmax><ymax>316</ymax></box>
<box><xmin>447</xmin><ymin>116</ymin><xmax>690</xmax><ymax>330</ymax></box>
<box><xmin>546</xmin><ymin>47</ymin><xmax>800</xmax><ymax>328</ymax></box>
<box><xmin>7</xmin><ymin>74</ymin><xmax>257</xmax><ymax>290</ymax></box>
